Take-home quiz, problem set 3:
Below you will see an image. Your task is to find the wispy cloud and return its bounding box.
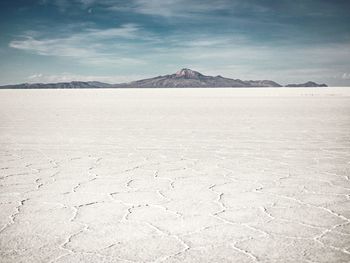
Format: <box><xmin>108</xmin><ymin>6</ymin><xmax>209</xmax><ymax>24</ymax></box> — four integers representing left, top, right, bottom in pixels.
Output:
<box><xmin>46</xmin><ymin>0</ymin><xmax>234</xmax><ymax>18</ymax></box>
<box><xmin>10</xmin><ymin>37</ymin><xmax>97</xmax><ymax>57</ymax></box>
<box><xmin>27</xmin><ymin>72</ymin><xmax>145</xmax><ymax>83</ymax></box>
<box><xmin>9</xmin><ymin>23</ymin><xmax>146</xmax><ymax>65</ymax></box>
<box><xmin>342</xmin><ymin>73</ymin><xmax>350</xmax><ymax>80</ymax></box>
<box><xmin>131</xmin><ymin>0</ymin><xmax>230</xmax><ymax>17</ymax></box>
<box><xmin>85</xmin><ymin>23</ymin><xmax>139</xmax><ymax>38</ymax></box>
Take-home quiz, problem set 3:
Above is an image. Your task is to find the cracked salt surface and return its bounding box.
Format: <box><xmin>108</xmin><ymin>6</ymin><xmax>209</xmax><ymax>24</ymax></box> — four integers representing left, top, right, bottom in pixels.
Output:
<box><xmin>0</xmin><ymin>87</ymin><xmax>350</xmax><ymax>262</ymax></box>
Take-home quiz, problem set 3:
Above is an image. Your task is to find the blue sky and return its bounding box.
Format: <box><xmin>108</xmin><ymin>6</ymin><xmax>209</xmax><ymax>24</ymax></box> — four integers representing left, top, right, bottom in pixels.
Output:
<box><xmin>1</xmin><ymin>0</ymin><xmax>350</xmax><ymax>85</ymax></box>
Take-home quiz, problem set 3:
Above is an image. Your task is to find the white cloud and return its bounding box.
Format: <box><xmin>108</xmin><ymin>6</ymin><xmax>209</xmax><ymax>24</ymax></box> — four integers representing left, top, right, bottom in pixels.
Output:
<box><xmin>10</xmin><ymin>37</ymin><xmax>97</xmax><ymax>57</ymax></box>
<box><xmin>27</xmin><ymin>72</ymin><xmax>145</xmax><ymax>84</ymax></box>
<box><xmin>91</xmin><ymin>0</ymin><xmax>233</xmax><ymax>18</ymax></box>
<box><xmin>78</xmin><ymin>0</ymin><xmax>97</xmax><ymax>7</ymax></box>
<box><xmin>131</xmin><ymin>0</ymin><xmax>230</xmax><ymax>17</ymax></box>
<box><xmin>85</xmin><ymin>23</ymin><xmax>139</xmax><ymax>38</ymax></box>
<box><xmin>9</xmin><ymin>24</ymin><xmax>146</xmax><ymax>65</ymax></box>
<box><xmin>41</xmin><ymin>0</ymin><xmax>261</xmax><ymax>17</ymax></box>
<box><xmin>342</xmin><ymin>73</ymin><xmax>350</xmax><ymax>80</ymax></box>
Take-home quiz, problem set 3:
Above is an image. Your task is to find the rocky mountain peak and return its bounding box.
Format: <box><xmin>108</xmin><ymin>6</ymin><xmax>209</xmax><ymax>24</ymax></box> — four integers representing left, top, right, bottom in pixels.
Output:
<box><xmin>175</xmin><ymin>68</ymin><xmax>202</xmax><ymax>78</ymax></box>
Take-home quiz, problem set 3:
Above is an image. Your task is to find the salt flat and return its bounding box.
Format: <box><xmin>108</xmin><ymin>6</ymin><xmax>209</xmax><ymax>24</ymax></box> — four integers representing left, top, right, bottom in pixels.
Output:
<box><xmin>0</xmin><ymin>87</ymin><xmax>350</xmax><ymax>263</ymax></box>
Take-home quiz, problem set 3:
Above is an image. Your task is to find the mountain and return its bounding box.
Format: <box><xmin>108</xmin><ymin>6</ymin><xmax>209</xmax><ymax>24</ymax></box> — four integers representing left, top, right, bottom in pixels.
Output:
<box><xmin>113</xmin><ymin>69</ymin><xmax>282</xmax><ymax>88</ymax></box>
<box><xmin>0</xmin><ymin>69</ymin><xmax>328</xmax><ymax>89</ymax></box>
<box><xmin>0</xmin><ymin>81</ymin><xmax>112</xmax><ymax>89</ymax></box>
<box><xmin>285</xmin><ymin>81</ymin><xmax>328</xmax><ymax>87</ymax></box>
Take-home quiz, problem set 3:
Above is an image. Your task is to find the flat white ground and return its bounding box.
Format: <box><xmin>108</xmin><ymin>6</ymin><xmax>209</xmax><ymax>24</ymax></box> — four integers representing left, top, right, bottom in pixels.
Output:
<box><xmin>0</xmin><ymin>87</ymin><xmax>350</xmax><ymax>263</ymax></box>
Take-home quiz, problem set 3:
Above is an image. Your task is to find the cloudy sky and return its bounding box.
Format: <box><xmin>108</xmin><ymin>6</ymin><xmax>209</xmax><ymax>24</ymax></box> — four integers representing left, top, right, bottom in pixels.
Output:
<box><xmin>1</xmin><ymin>0</ymin><xmax>350</xmax><ymax>85</ymax></box>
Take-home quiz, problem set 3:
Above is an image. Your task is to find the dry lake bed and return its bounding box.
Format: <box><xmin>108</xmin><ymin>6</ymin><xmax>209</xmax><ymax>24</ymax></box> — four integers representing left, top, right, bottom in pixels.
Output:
<box><xmin>0</xmin><ymin>87</ymin><xmax>350</xmax><ymax>263</ymax></box>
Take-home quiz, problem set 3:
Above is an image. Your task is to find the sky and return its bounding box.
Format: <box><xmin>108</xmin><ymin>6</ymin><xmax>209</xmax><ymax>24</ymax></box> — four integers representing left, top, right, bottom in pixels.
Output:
<box><xmin>0</xmin><ymin>0</ymin><xmax>350</xmax><ymax>86</ymax></box>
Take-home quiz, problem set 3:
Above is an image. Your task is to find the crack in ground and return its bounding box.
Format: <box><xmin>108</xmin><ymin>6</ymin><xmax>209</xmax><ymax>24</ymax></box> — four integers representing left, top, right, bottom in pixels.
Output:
<box><xmin>0</xmin><ymin>198</ymin><xmax>28</xmax><ymax>234</ymax></box>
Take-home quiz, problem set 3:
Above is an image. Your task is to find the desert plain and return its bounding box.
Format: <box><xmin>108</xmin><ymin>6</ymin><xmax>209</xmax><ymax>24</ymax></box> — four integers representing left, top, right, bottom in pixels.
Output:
<box><xmin>0</xmin><ymin>87</ymin><xmax>350</xmax><ymax>262</ymax></box>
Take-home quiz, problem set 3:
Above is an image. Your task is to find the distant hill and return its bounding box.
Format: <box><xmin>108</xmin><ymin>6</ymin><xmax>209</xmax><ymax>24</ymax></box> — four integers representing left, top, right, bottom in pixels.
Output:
<box><xmin>285</xmin><ymin>81</ymin><xmax>327</xmax><ymax>87</ymax></box>
<box><xmin>0</xmin><ymin>81</ymin><xmax>112</xmax><ymax>89</ymax></box>
<box><xmin>113</xmin><ymin>69</ymin><xmax>282</xmax><ymax>88</ymax></box>
<box><xmin>0</xmin><ymin>69</ymin><xmax>328</xmax><ymax>89</ymax></box>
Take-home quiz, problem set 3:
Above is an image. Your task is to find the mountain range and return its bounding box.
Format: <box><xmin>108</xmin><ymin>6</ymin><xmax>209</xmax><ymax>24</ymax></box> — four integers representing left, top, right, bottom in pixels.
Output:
<box><xmin>0</xmin><ymin>69</ymin><xmax>327</xmax><ymax>89</ymax></box>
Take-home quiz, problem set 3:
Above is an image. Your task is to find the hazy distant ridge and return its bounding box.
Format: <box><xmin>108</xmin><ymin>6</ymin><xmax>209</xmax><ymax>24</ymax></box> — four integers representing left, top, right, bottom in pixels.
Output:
<box><xmin>285</xmin><ymin>81</ymin><xmax>327</xmax><ymax>87</ymax></box>
<box><xmin>0</xmin><ymin>81</ymin><xmax>112</xmax><ymax>89</ymax></box>
<box><xmin>0</xmin><ymin>69</ymin><xmax>327</xmax><ymax>88</ymax></box>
